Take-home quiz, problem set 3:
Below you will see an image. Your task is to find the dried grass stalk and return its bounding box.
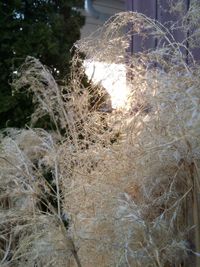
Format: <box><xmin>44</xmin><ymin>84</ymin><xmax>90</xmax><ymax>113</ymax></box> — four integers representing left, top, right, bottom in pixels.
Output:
<box><xmin>3</xmin><ymin>1</ymin><xmax>200</xmax><ymax>266</ymax></box>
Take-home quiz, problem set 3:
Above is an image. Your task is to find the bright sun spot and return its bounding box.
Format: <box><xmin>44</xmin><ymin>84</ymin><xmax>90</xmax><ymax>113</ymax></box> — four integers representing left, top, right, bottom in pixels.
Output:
<box><xmin>84</xmin><ymin>60</ymin><xmax>130</xmax><ymax>109</ymax></box>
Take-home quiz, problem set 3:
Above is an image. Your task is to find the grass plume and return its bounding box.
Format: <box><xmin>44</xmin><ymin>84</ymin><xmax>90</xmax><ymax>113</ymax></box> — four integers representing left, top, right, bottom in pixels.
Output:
<box><xmin>1</xmin><ymin>1</ymin><xmax>200</xmax><ymax>266</ymax></box>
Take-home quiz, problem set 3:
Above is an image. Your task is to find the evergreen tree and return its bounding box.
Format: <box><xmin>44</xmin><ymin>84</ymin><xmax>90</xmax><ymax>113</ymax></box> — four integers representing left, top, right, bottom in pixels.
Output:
<box><xmin>0</xmin><ymin>0</ymin><xmax>84</xmax><ymax>128</ymax></box>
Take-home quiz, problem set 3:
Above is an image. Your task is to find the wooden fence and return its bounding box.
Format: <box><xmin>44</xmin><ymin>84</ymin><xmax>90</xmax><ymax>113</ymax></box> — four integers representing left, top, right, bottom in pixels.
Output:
<box><xmin>125</xmin><ymin>0</ymin><xmax>200</xmax><ymax>62</ymax></box>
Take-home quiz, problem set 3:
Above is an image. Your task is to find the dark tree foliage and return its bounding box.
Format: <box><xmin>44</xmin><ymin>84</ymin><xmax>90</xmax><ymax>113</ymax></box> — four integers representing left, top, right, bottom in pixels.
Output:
<box><xmin>0</xmin><ymin>0</ymin><xmax>85</xmax><ymax>128</ymax></box>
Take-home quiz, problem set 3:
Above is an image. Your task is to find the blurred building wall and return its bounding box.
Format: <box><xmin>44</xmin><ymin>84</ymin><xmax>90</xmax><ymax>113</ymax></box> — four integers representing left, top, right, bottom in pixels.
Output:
<box><xmin>81</xmin><ymin>0</ymin><xmax>125</xmax><ymax>38</ymax></box>
<box><xmin>126</xmin><ymin>0</ymin><xmax>200</xmax><ymax>62</ymax></box>
<box><xmin>81</xmin><ymin>1</ymin><xmax>200</xmax><ymax>62</ymax></box>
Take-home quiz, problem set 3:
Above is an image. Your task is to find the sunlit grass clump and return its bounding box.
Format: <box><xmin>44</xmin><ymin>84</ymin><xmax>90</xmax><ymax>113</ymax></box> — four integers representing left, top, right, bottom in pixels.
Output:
<box><xmin>1</xmin><ymin>1</ymin><xmax>200</xmax><ymax>266</ymax></box>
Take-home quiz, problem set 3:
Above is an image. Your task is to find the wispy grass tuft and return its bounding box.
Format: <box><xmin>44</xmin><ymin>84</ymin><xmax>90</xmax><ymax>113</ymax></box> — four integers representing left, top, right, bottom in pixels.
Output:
<box><xmin>1</xmin><ymin>1</ymin><xmax>200</xmax><ymax>266</ymax></box>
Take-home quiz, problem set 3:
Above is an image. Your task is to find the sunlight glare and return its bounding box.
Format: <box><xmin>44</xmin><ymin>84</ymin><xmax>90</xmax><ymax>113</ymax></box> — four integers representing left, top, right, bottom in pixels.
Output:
<box><xmin>84</xmin><ymin>60</ymin><xmax>130</xmax><ymax>109</ymax></box>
